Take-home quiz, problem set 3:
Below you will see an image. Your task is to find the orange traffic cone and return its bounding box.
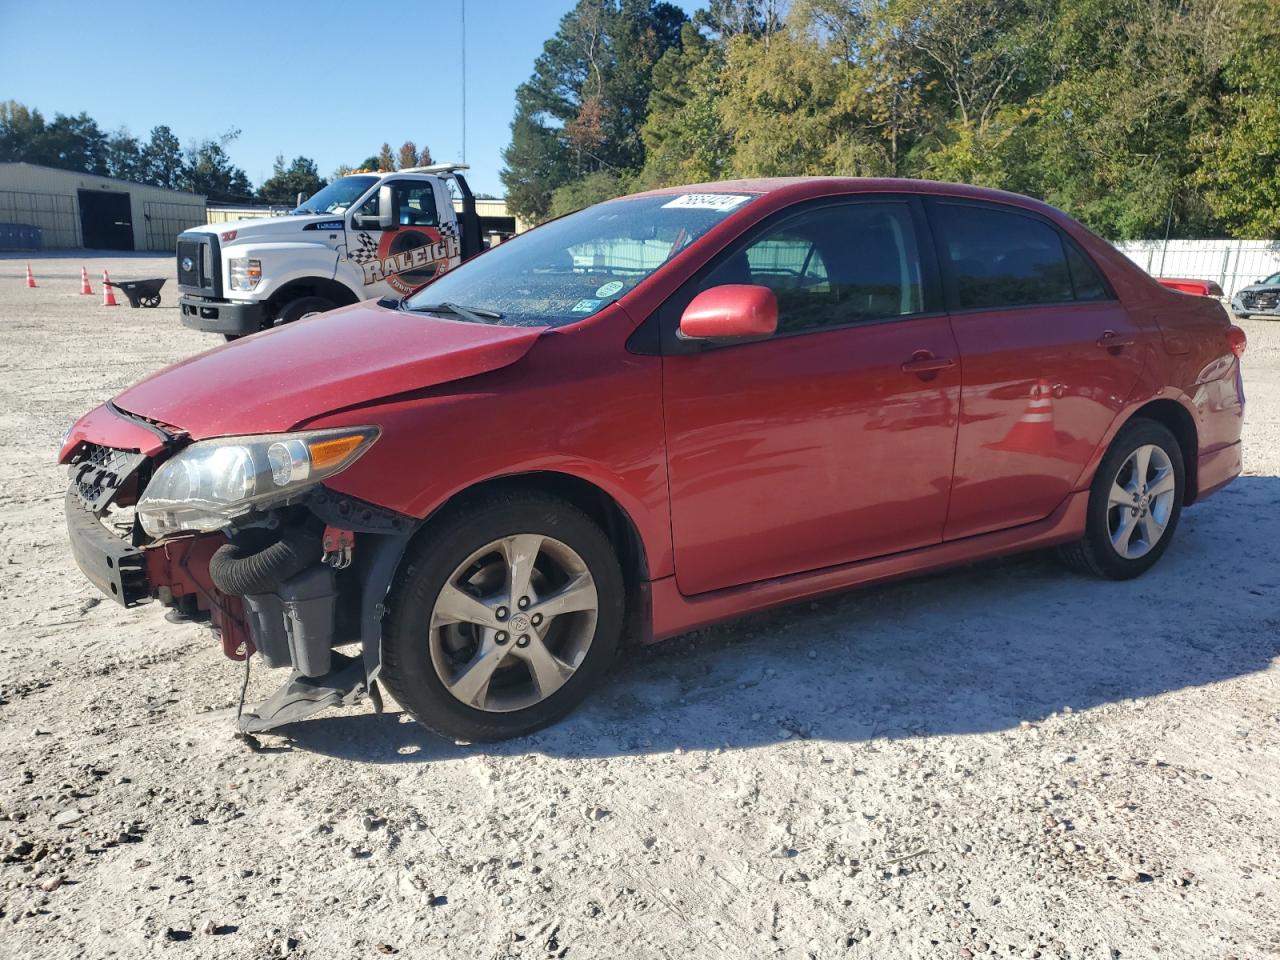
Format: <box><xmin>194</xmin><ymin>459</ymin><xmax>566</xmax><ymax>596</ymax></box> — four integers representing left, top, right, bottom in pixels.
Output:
<box><xmin>986</xmin><ymin>379</ymin><xmax>1055</xmax><ymax>455</ymax></box>
<box><xmin>101</xmin><ymin>270</ymin><xmax>118</xmax><ymax>307</ymax></box>
<box><xmin>24</xmin><ymin>263</ymin><xmax>37</xmax><ymax>288</ymax></box>
<box><xmin>80</xmin><ymin>266</ymin><xmax>93</xmax><ymax>295</ymax></box>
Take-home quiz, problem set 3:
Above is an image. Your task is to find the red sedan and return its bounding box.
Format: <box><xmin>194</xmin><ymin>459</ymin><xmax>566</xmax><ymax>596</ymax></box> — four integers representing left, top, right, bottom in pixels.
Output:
<box><xmin>61</xmin><ymin>178</ymin><xmax>1247</xmax><ymax>742</ymax></box>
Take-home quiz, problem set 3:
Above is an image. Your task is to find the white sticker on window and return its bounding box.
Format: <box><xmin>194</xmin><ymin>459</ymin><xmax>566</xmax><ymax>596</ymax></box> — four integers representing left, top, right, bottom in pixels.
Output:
<box><xmin>661</xmin><ymin>193</ymin><xmax>752</xmax><ymax>212</ymax></box>
<box><xmin>595</xmin><ymin>280</ymin><xmax>625</xmax><ymax>298</ymax></box>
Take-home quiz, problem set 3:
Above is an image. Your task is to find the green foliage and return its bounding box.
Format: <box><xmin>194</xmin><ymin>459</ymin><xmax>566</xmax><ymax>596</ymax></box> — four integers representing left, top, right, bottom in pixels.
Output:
<box><xmin>0</xmin><ymin>102</ymin><xmax>256</xmax><ymax>200</ymax></box>
<box><xmin>0</xmin><ymin>102</ymin><xmax>107</xmax><ymax>175</ymax></box>
<box><xmin>142</xmin><ymin>126</ymin><xmax>184</xmax><ymax>189</ymax></box>
<box><xmin>510</xmin><ymin>0</ymin><xmax>1280</xmax><ymax>240</ymax></box>
<box><xmin>501</xmin><ymin>0</ymin><xmax>688</xmax><ymax>222</ymax></box>
<box><xmin>638</xmin><ymin>23</ymin><xmax>731</xmax><ymax>185</ymax></box>
<box><xmin>104</xmin><ymin>130</ymin><xmax>145</xmax><ymax>183</ymax></box>
<box><xmin>257</xmin><ymin>155</ymin><xmax>326</xmax><ymax>205</ymax></box>
<box><xmin>549</xmin><ymin>169</ymin><xmax>636</xmax><ymax>217</ymax></box>
<box><xmin>183</xmin><ymin>131</ymin><xmax>252</xmax><ymax>202</ymax></box>
<box><xmin>1192</xmin><ymin>0</ymin><xmax>1280</xmax><ymax>236</ymax></box>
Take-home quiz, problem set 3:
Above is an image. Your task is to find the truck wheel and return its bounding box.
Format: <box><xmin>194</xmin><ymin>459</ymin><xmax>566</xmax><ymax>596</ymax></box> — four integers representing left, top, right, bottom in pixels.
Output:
<box><xmin>273</xmin><ymin>296</ymin><xmax>336</xmax><ymax>327</ymax></box>
<box><xmin>380</xmin><ymin>489</ymin><xmax>625</xmax><ymax>742</ymax></box>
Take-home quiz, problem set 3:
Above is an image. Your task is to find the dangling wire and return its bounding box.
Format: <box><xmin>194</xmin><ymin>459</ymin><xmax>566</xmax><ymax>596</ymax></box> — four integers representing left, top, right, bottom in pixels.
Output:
<box><xmin>233</xmin><ymin>651</ymin><xmax>263</xmax><ymax>752</ymax></box>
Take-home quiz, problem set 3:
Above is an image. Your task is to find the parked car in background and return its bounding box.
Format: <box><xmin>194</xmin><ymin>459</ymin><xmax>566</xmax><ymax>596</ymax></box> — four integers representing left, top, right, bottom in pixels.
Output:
<box><xmin>1231</xmin><ymin>272</ymin><xmax>1280</xmax><ymax>319</ymax></box>
<box><xmin>1157</xmin><ymin>277</ymin><xmax>1225</xmax><ymax>298</ymax></box>
<box><xmin>61</xmin><ymin>178</ymin><xmax>1247</xmax><ymax>743</ymax></box>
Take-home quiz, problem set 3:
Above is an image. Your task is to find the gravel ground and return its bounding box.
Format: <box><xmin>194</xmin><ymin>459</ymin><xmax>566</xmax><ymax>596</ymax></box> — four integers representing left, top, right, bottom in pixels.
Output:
<box><xmin>1</xmin><ymin>252</ymin><xmax>1277</xmax><ymax>960</ymax></box>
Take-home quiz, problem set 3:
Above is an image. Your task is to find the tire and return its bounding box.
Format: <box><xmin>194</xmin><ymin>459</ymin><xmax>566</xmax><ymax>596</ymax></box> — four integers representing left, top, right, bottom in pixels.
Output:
<box><xmin>273</xmin><ymin>295</ymin><xmax>336</xmax><ymax>327</ymax></box>
<box><xmin>381</xmin><ymin>488</ymin><xmax>625</xmax><ymax>742</ymax></box>
<box><xmin>1058</xmin><ymin>418</ymin><xmax>1185</xmax><ymax>580</ymax></box>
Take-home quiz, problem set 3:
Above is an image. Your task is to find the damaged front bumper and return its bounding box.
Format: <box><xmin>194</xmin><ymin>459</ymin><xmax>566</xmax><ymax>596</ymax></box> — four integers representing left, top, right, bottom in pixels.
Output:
<box><xmin>63</xmin><ymin>438</ymin><xmax>415</xmax><ymax>733</ymax></box>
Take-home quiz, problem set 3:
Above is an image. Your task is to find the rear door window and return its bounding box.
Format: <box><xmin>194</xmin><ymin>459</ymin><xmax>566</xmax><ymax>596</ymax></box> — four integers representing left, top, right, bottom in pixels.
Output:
<box><xmin>932</xmin><ymin>202</ymin><xmax>1076</xmax><ymax>310</ymax></box>
<box><xmin>1063</xmin><ymin>237</ymin><xmax>1112</xmax><ymax>301</ymax></box>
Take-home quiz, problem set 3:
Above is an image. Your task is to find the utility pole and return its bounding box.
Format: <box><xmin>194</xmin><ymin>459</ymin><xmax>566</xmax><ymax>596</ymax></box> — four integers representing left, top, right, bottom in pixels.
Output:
<box><xmin>461</xmin><ymin>0</ymin><xmax>467</xmax><ymax>165</ymax></box>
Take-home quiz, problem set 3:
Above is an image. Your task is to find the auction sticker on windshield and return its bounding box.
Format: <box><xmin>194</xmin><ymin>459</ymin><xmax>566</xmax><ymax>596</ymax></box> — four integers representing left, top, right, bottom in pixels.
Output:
<box><xmin>595</xmin><ymin>280</ymin><xmax>625</xmax><ymax>298</ymax></box>
<box><xmin>661</xmin><ymin>193</ymin><xmax>753</xmax><ymax>211</ymax></box>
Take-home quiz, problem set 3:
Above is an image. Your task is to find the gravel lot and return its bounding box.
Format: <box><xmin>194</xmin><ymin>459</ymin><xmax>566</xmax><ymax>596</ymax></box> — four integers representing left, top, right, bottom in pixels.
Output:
<box><xmin>1</xmin><ymin>252</ymin><xmax>1277</xmax><ymax>960</ymax></box>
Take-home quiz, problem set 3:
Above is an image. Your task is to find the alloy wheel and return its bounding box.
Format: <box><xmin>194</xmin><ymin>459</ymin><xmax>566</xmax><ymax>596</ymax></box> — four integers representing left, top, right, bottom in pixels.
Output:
<box><xmin>427</xmin><ymin>534</ymin><xmax>599</xmax><ymax>713</ymax></box>
<box><xmin>1106</xmin><ymin>443</ymin><xmax>1177</xmax><ymax>560</ymax></box>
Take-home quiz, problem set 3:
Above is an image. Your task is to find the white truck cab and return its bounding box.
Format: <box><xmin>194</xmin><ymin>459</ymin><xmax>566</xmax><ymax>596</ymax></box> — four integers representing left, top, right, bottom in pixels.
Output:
<box><xmin>177</xmin><ymin>164</ymin><xmax>483</xmax><ymax>338</ymax></box>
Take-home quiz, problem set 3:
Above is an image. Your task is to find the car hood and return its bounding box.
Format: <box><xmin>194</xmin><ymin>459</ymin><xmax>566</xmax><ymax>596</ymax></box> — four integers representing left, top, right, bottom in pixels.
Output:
<box><xmin>183</xmin><ymin>213</ymin><xmax>344</xmax><ymax>239</ymax></box>
<box><xmin>113</xmin><ymin>301</ymin><xmax>546</xmax><ymax>439</ymax></box>
<box><xmin>1236</xmin><ymin>282</ymin><xmax>1280</xmax><ymax>295</ymax></box>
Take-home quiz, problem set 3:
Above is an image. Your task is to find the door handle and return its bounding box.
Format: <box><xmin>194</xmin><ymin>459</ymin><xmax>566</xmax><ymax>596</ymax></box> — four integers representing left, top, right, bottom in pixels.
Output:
<box><xmin>1096</xmin><ymin>330</ymin><xmax>1136</xmax><ymax>350</ymax></box>
<box><xmin>901</xmin><ymin>352</ymin><xmax>956</xmax><ymax>374</ymax></box>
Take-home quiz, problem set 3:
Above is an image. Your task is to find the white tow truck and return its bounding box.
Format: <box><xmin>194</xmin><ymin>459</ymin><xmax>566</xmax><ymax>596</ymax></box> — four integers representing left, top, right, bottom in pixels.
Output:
<box><xmin>176</xmin><ymin>164</ymin><xmax>486</xmax><ymax>338</ymax></box>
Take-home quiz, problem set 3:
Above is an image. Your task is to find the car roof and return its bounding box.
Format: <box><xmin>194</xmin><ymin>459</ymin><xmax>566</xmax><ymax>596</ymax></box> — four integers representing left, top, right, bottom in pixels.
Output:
<box><xmin>625</xmin><ymin>176</ymin><xmax>1066</xmax><ymax>220</ymax></box>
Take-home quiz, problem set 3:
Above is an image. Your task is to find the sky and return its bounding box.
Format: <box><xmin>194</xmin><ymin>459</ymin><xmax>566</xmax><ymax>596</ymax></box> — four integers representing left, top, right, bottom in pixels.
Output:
<box><xmin>0</xmin><ymin>0</ymin><xmax>702</xmax><ymax>198</ymax></box>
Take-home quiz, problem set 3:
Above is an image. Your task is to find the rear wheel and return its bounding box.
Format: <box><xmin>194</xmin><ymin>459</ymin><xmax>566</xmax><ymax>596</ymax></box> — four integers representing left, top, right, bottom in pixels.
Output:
<box><xmin>381</xmin><ymin>489</ymin><xmax>625</xmax><ymax>742</ymax></box>
<box><xmin>1059</xmin><ymin>418</ymin><xmax>1185</xmax><ymax>579</ymax></box>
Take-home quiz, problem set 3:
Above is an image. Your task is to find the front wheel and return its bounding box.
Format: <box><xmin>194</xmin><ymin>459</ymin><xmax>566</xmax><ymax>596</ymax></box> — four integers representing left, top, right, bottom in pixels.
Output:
<box><xmin>380</xmin><ymin>490</ymin><xmax>625</xmax><ymax>742</ymax></box>
<box><xmin>1059</xmin><ymin>418</ymin><xmax>1185</xmax><ymax>579</ymax></box>
<box><xmin>273</xmin><ymin>295</ymin><xmax>336</xmax><ymax>327</ymax></box>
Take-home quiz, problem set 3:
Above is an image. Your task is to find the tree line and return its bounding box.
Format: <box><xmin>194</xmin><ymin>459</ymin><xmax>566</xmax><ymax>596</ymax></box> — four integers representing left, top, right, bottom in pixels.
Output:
<box><xmin>0</xmin><ymin>102</ymin><xmax>439</xmax><ymax>207</ymax></box>
<box><xmin>501</xmin><ymin>0</ymin><xmax>1280</xmax><ymax>240</ymax></box>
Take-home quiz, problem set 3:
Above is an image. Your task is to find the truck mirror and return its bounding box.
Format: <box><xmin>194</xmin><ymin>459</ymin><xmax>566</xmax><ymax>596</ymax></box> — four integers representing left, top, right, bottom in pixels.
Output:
<box><xmin>377</xmin><ymin>183</ymin><xmax>397</xmax><ymax>230</ymax></box>
<box><xmin>352</xmin><ymin>184</ymin><xmax>397</xmax><ymax>231</ymax></box>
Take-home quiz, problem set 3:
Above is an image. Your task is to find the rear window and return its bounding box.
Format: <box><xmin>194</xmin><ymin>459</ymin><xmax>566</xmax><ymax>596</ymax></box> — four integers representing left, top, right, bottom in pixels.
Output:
<box><xmin>933</xmin><ymin>203</ymin><xmax>1109</xmax><ymax>310</ymax></box>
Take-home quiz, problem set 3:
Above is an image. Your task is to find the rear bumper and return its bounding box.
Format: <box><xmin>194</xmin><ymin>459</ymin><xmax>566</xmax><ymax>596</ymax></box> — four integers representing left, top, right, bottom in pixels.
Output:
<box><xmin>1196</xmin><ymin>441</ymin><xmax>1242</xmax><ymax>501</ymax></box>
<box><xmin>179</xmin><ymin>295</ymin><xmax>265</xmax><ymax>336</ymax></box>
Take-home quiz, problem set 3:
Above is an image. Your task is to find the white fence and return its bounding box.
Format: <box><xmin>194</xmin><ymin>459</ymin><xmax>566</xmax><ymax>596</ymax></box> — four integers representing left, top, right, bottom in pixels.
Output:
<box><xmin>1114</xmin><ymin>239</ymin><xmax>1280</xmax><ymax>298</ymax></box>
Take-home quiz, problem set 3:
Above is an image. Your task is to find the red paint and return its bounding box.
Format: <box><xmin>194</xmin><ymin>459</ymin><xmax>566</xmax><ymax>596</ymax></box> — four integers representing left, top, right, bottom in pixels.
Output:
<box><xmin>679</xmin><ymin>284</ymin><xmax>778</xmax><ymax>340</ymax></box>
<box><xmin>61</xmin><ymin>402</ymin><xmax>171</xmax><ymax>460</ymax></box>
<box><xmin>111</xmin><ymin>304</ymin><xmax>545</xmax><ymax>437</ymax></box>
<box><xmin>144</xmin><ymin>536</ymin><xmax>251</xmax><ymax>659</ymax></box>
<box><xmin>944</xmin><ymin>300</ymin><xmax>1146</xmax><ymax>539</ymax></box>
<box><xmin>1157</xmin><ymin>277</ymin><xmax>1225</xmax><ymax>298</ymax></box>
<box><xmin>64</xmin><ymin>178</ymin><xmax>1245</xmax><ymax>644</ymax></box>
<box><xmin>661</xmin><ymin>314</ymin><xmax>961</xmax><ymax>593</ymax></box>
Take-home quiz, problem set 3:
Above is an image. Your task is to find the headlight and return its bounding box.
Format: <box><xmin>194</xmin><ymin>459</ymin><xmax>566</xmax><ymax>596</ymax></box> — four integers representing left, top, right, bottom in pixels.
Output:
<box><xmin>229</xmin><ymin>257</ymin><xmax>262</xmax><ymax>291</ymax></box>
<box><xmin>136</xmin><ymin>427</ymin><xmax>378</xmax><ymax>537</ymax></box>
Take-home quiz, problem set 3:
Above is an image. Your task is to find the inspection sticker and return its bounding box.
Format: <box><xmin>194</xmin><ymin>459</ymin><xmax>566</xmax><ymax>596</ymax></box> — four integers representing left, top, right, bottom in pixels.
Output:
<box><xmin>571</xmin><ymin>298</ymin><xmax>604</xmax><ymax>313</ymax></box>
<box><xmin>661</xmin><ymin>193</ymin><xmax>752</xmax><ymax>212</ymax></box>
<box><xmin>595</xmin><ymin>280</ymin><xmax>625</xmax><ymax>298</ymax></box>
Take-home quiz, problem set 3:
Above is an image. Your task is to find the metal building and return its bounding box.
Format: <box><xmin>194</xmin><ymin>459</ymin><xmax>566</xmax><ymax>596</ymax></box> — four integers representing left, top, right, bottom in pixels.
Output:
<box><xmin>0</xmin><ymin>162</ymin><xmax>207</xmax><ymax>251</ymax></box>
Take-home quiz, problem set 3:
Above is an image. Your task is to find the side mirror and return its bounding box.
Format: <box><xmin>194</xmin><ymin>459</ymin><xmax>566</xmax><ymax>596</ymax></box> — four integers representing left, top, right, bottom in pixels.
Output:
<box><xmin>353</xmin><ymin>184</ymin><xmax>397</xmax><ymax>230</ymax></box>
<box><xmin>679</xmin><ymin>284</ymin><xmax>778</xmax><ymax>342</ymax></box>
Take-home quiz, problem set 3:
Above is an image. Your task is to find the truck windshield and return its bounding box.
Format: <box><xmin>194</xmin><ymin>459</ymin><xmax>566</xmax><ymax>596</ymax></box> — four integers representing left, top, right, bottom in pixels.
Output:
<box><xmin>294</xmin><ymin>175</ymin><xmax>379</xmax><ymax>215</ymax></box>
<box><xmin>402</xmin><ymin>193</ymin><xmax>759</xmax><ymax>327</ymax></box>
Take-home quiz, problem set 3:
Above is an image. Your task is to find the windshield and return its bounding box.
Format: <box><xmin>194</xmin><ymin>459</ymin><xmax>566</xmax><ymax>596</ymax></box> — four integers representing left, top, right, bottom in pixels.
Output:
<box><xmin>294</xmin><ymin>175</ymin><xmax>378</xmax><ymax>215</ymax></box>
<box><xmin>402</xmin><ymin>192</ymin><xmax>759</xmax><ymax>327</ymax></box>
<box><xmin>1264</xmin><ymin>272</ymin><xmax>1280</xmax><ymax>285</ymax></box>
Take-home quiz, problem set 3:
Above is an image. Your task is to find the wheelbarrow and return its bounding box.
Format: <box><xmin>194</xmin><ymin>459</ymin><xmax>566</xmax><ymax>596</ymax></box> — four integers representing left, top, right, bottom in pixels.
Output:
<box><xmin>106</xmin><ymin>277</ymin><xmax>166</xmax><ymax>308</ymax></box>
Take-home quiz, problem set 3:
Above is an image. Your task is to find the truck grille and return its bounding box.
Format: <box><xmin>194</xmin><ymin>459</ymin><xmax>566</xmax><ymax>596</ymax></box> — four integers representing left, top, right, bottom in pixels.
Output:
<box><xmin>1241</xmin><ymin>288</ymin><xmax>1280</xmax><ymax>311</ymax></box>
<box><xmin>176</xmin><ymin>233</ymin><xmax>221</xmax><ymax>297</ymax></box>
